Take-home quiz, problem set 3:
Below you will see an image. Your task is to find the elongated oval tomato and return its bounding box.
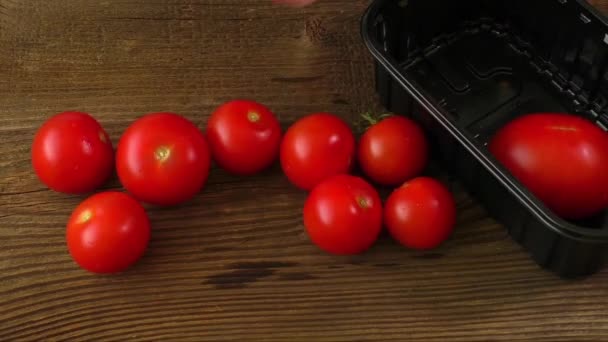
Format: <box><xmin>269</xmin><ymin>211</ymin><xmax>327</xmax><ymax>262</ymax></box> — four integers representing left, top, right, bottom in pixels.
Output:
<box><xmin>66</xmin><ymin>191</ymin><xmax>151</xmax><ymax>274</ymax></box>
<box><xmin>31</xmin><ymin>111</ymin><xmax>114</xmax><ymax>194</ymax></box>
<box><xmin>206</xmin><ymin>99</ymin><xmax>282</xmax><ymax>175</ymax></box>
<box><xmin>489</xmin><ymin>113</ymin><xmax>608</xmax><ymax>220</ymax></box>
<box><xmin>358</xmin><ymin>115</ymin><xmax>428</xmax><ymax>186</ymax></box>
<box><xmin>303</xmin><ymin>174</ymin><xmax>383</xmax><ymax>255</ymax></box>
<box><xmin>280</xmin><ymin>113</ymin><xmax>355</xmax><ymax>190</ymax></box>
<box><xmin>116</xmin><ymin>112</ymin><xmax>211</xmax><ymax>206</ymax></box>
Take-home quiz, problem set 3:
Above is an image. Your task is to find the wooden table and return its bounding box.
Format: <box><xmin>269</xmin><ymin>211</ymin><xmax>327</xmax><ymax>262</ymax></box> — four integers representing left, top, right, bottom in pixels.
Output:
<box><xmin>2</xmin><ymin>1</ymin><xmax>608</xmax><ymax>340</ymax></box>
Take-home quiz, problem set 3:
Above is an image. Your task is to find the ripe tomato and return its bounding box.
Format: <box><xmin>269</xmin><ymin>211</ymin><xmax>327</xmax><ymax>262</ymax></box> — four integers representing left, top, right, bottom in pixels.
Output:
<box><xmin>66</xmin><ymin>191</ymin><xmax>151</xmax><ymax>274</ymax></box>
<box><xmin>280</xmin><ymin>113</ymin><xmax>355</xmax><ymax>190</ymax></box>
<box><xmin>489</xmin><ymin>113</ymin><xmax>608</xmax><ymax>220</ymax></box>
<box><xmin>116</xmin><ymin>112</ymin><xmax>211</xmax><ymax>206</ymax></box>
<box><xmin>303</xmin><ymin>174</ymin><xmax>383</xmax><ymax>255</ymax></box>
<box><xmin>206</xmin><ymin>99</ymin><xmax>282</xmax><ymax>175</ymax></box>
<box><xmin>384</xmin><ymin>177</ymin><xmax>456</xmax><ymax>250</ymax></box>
<box><xmin>31</xmin><ymin>111</ymin><xmax>114</xmax><ymax>194</ymax></box>
<box><xmin>358</xmin><ymin>115</ymin><xmax>428</xmax><ymax>186</ymax></box>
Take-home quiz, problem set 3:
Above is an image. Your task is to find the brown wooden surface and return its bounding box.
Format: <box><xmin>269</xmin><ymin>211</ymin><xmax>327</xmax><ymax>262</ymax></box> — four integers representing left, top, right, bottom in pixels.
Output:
<box><xmin>2</xmin><ymin>0</ymin><xmax>608</xmax><ymax>341</ymax></box>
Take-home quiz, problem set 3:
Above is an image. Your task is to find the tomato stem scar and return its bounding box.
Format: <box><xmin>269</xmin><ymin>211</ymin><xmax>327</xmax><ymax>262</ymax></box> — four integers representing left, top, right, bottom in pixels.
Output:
<box><xmin>77</xmin><ymin>210</ymin><xmax>92</xmax><ymax>224</ymax></box>
<box><xmin>155</xmin><ymin>146</ymin><xmax>171</xmax><ymax>163</ymax></box>
<box><xmin>247</xmin><ymin>111</ymin><xmax>260</xmax><ymax>123</ymax></box>
<box><xmin>98</xmin><ymin>131</ymin><xmax>107</xmax><ymax>143</ymax></box>
<box><xmin>357</xmin><ymin>196</ymin><xmax>370</xmax><ymax>209</ymax></box>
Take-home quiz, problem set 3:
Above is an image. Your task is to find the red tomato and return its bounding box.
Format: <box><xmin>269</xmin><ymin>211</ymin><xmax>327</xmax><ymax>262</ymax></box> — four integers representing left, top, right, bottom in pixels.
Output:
<box><xmin>116</xmin><ymin>112</ymin><xmax>211</xmax><ymax>206</ymax></box>
<box><xmin>303</xmin><ymin>174</ymin><xmax>383</xmax><ymax>255</ymax></box>
<box><xmin>280</xmin><ymin>113</ymin><xmax>355</xmax><ymax>190</ymax></box>
<box><xmin>31</xmin><ymin>111</ymin><xmax>114</xmax><ymax>194</ymax></box>
<box><xmin>206</xmin><ymin>99</ymin><xmax>282</xmax><ymax>175</ymax></box>
<box><xmin>489</xmin><ymin>113</ymin><xmax>608</xmax><ymax>220</ymax></box>
<box><xmin>384</xmin><ymin>177</ymin><xmax>456</xmax><ymax>250</ymax></box>
<box><xmin>66</xmin><ymin>191</ymin><xmax>151</xmax><ymax>274</ymax></box>
<box><xmin>358</xmin><ymin>115</ymin><xmax>428</xmax><ymax>186</ymax></box>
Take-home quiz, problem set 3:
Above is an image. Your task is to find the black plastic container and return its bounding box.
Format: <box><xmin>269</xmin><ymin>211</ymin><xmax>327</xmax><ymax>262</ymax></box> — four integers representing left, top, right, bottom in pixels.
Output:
<box><xmin>361</xmin><ymin>0</ymin><xmax>608</xmax><ymax>278</ymax></box>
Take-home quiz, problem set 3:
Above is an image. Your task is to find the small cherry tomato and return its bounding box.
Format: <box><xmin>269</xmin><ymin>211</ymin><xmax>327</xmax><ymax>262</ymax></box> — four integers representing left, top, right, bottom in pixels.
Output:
<box><xmin>358</xmin><ymin>115</ymin><xmax>428</xmax><ymax>186</ymax></box>
<box><xmin>281</xmin><ymin>113</ymin><xmax>355</xmax><ymax>190</ymax></box>
<box><xmin>384</xmin><ymin>177</ymin><xmax>456</xmax><ymax>250</ymax></box>
<box><xmin>31</xmin><ymin>111</ymin><xmax>114</xmax><ymax>194</ymax></box>
<box><xmin>206</xmin><ymin>99</ymin><xmax>282</xmax><ymax>175</ymax></box>
<box><xmin>116</xmin><ymin>112</ymin><xmax>211</xmax><ymax>206</ymax></box>
<box><xmin>489</xmin><ymin>112</ymin><xmax>608</xmax><ymax>220</ymax></box>
<box><xmin>66</xmin><ymin>191</ymin><xmax>151</xmax><ymax>274</ymax></box>
<box><xmin>303</xmin><ymin>174</ymin><xmax>383</xmax><ymax>255</ymax></box>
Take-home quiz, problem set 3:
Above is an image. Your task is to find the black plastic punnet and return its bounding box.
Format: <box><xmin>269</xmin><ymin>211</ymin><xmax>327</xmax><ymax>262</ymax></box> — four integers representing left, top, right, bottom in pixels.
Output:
<box><xmin>361</xmin><ymin>0</ymin><xmax>608</xmax><ymax>278</ymax></box>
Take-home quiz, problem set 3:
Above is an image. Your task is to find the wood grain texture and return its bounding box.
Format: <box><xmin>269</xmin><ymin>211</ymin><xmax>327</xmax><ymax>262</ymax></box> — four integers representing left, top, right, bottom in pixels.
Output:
<box><xmin>2</xmin><ymin>0</ymin><xmax>608</xmax><ymax>341</ymax></box>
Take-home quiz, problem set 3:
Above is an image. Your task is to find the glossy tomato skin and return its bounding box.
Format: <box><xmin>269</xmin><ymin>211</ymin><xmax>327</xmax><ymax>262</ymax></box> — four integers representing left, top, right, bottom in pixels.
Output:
<box><xmin>280</xmin><ymin>113</ymin><xmax>355</xmax><ymax>190</ymax></box>
<box><xmin>489</xmin><ymin>113</ymin><xmax>608</xmax><ymax>220</ymax></box>
<box><xmin>384</xmin><ymin>177</ymin><xmax>456</xmax><ymax>250</ymax></box>
<box><xmin>116</xmin><ymin>112</ymin><xmax>211</xmax><ymax>206</ymax></box>
<box><xmin>66</xmin><ymin>191</ymin><xmax>151</xmax><ymax>274</ymax></box>
<box><xmin>31</xmin><ymin>111</ymin><xmax>114</xmax><ymax>194</ymax></box>
<box><xmin>206</xmin><ymin>99</ymin><xmax>282</xmax><ymax>175</ymax></box>
<box><xmin>358</xmin><ymin>115</ymin><xmax>428</xmax><ymax>186</ymax></box>
<box><xmin>303</xmin><ymin>174</ymin><xmax>383</xmax><ymax>255</ymax></box>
